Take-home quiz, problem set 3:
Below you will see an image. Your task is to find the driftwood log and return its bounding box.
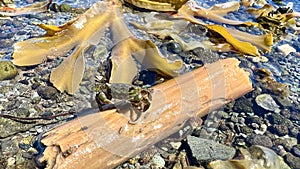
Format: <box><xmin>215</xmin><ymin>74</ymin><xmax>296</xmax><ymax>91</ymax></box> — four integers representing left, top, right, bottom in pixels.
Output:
<box><xmin>39</xmin><ymin>58</ymin><xmax>252</xmax><ymax>169</ymax></box>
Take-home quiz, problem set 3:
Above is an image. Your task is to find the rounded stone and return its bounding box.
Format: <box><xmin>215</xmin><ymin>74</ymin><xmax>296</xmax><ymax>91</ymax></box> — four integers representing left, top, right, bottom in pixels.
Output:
<box><xmin>267</xmin><ymin>113</ymin><xmax>293</xmax><ymax>126</ymax></box>
<box><xmin>290</xmin><ymin>111</ymin><xmax>300</xmax><ymax>121</ymax></box>
<box><xmin>7</xmin><ymin>157</ymin><xmax>15</xmax><ymax>167</ymax></box>
<box><xmin>37</xmin><ymin>86</ymin><xmax>58</xmax><ymax>100</ymax></box>
<box><xmin>288</xmin><ymin>125</ymin><xmax>299</xmax><ymax>137</ymax></box>
<box><xmin>151</xmin><ymin>153</ymin><xmax>165</xmax><ymax>168</ymax></box>
<box><xmin>284</xmin><ymin>153</ymin><xmax>300</xmax><ymax>169</ymax></box>
<box><xmin>247</xmin><ymin>134</ymin><xmax>273</xmax><ymax>148</ymax></box>
<box><xmin>60</xmin><ymin>4</ymin><xmax>72</xmax><ymax>12</ymax></box>
<box><xmin>292</xmin><ymin>145</ymin><xmax>300</xmax><ymax>158</ymax></box>
<box><xmin>255</xmin><ymin>94</ymin><xmax>280</xmax><ymax>112</ymax></box>
<box><xmin>233</xmin><ymin>97</ymin><xmax>254</xmax><ymax>113</ymax></box>
<box><xmin>268</xmin><ymin>124</ymin><xmax>289</xmax><ymax>136</ymax></box>
<box><xmin>0</xmin><ymin>61</ymin><xmax>18</xmax><ymax>81</ymax></box>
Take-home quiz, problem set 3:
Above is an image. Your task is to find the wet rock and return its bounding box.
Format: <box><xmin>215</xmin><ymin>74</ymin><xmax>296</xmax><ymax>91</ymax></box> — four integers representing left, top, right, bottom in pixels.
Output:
<box><xmin>239</xmin><ymin>125</ymin><xmax>253</xmax><ymax>134</ymax></box>
<box><xmin>187</xmin><ymin>135</ymin><xmax>236</xmax><ymax>161</ymax></box>
<box><xmin>267</xmin><ymin>113</ymin><xmax>293</xmax><ymax>126</ymax></box>
<box><xmin>14</xmin><ymin>108</ymin><xmax>30</xmax><ymax>117</ymax></box>
<box><xmin>277</xmin><ymin>44</ymin><xmax>296</xmax><ymax>56</ymax></box>
<box><xmin>60</xmin><ymin>4</ymin><xmax>72</xmax><ymax>12</ymax></box>
<box><xmin>0</xmin><ymin>157</ymin><xmax>6</xmax><ymax>169</ymax></box>
<box><xmin>276</xmin><ymin>97</ymin><xmax>293</xmax><ymax>107</ymax></box>
<box><xmin>233</xmin><ymin>97</ymin><xmax>254</xmax><ymax>114</ymax></box>
<box><xmin>290</xmin><ymin>111</ymin><xmax>300</xmax><ymax>121</ymax></box>
<box><xmin>31</xmin><ymin>92</ymin><xmax>41</xmax><ymax>104</ymax></box>
<box><xmin>247</xmin><ymin>134</ymin><xmax>273</xmax><ymax>148</ymax></box>
<box><xmin>284</xmin><ymin>153</ymin><xmax>300</xmax><ymax>169</ymax></box>
<box><xmin>7</xmin><ymin>157</ymin><xmax>15</xmax><ymax>167</ymax></box>
<box><xmin>208</xmin><ymin>145</ymin><xmax>287</xmax><ymax>169</ymax></box>
<box><xmin>255</xmin><ymin>94</ymin><xmax>280</xmax><ymax>112</ymax></box>
<box><xmin>170</xmin><ymin>142</ymin><xmax>181</xmax><ymax>150</ymax></box>
<box><xmin>160</xmin><ymin>42</ymin><xmax>182</xmax><ymax>54</ymax></box>
<box><xmin>0</xmin><ymin>61</ymin><xmax>18</xmax><ymax>81</ymax></box>
<box><xmin>274</xmin><ymin>137</ymin><xmax>298</xmax><ymax>151</ymax></box>
<box><xmin>18</xmin><ymin>79</ymin><xmax>29</xmax><ymax>85</ymax></box>
<box><xmin>292</xmin><ymin>145</ymin><xmax>300</xmax><ymax>158</ymax></box>
<box><xmin>245</xmin><ymin>115</ymin><xmax>263</xmax><ymax>125</ymax></box>
<box><xmin>6</xmin><ymin>99</ymin><xmax>21</xmax><ymax>111</ymax></box>
<box><xmin>289</xmin><ymin>126</ymin><xmax>299</xmax><ymax>137</ymax></box>
<box><xmin>268</xmin><ymin>124</ymin><xmax>289</xmax><ymax>136</ymax></box>
<box><xmin>37</xmin><ymin>86</ymin><xmax>58</xmax><ymax>100</ymax></box>
<box><xmin>280</xmin><ymin>109</ymin><xmax>291</xmax><ymax>118</ymax></box>
<box><xmin>151</xmin><ymin>153</ymin><xmax>165</xmax><ymax>168</ymax></box>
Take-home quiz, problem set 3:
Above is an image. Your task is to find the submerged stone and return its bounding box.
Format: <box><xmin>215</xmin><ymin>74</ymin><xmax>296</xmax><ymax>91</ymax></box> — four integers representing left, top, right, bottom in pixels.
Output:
<box><xmin>255</xmin><ymin>94</ymin><xmax>280</xmax><ymax>112</ymax></box>
<box><xmin>187</xmin><ymin>135</ymin><xmax>236</xmax><ymax>161</ymax></box>
<box><xmin>0</xmin><ymin>61</ymin><xmax>18</xmax><ymax>81</ymax></box>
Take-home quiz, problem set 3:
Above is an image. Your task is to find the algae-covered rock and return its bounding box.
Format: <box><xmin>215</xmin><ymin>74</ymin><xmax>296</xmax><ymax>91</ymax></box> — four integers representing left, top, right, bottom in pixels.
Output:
<box><xmin>0</xmin><ymin>61</ymin><xmax>18</xmax><ymax>81</ymax></box>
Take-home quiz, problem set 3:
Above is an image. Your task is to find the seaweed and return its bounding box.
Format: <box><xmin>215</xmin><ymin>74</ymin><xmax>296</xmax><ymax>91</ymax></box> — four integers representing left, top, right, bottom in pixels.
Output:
<box><xmin>109</xmin><ymin>14</ymin><xmax>183</xmax><ymax>83</ymax></box>
<box><xmin>177</xmin><ymin>1</ymin><xmax>253</xmax><ymax>26</ymax></box>
<box><xmin>12</xmin><ymin>0</ymin><xmax>183</xmax><ymax>94</ymax></box>
<box><xmin>12</xmin><ymin>1</ymin><xmax>116</xmax><ymax>94</ymax></box>
<box><xmin>206</xmin><ymin>25</ymin><xmax>260</xmax><ymax>56</ymax></box>
<box><xmin>0</xmin><ymin>0</ymin><xmax>52</xmax><ymax>16</ymax></box>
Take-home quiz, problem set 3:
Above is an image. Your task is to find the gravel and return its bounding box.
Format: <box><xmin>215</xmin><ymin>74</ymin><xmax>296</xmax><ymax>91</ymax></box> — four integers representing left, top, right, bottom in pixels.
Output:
<box><xmin>0</xmin><ymin>0</ymin><xmax>299</xmax><ymax>169</ymax></box>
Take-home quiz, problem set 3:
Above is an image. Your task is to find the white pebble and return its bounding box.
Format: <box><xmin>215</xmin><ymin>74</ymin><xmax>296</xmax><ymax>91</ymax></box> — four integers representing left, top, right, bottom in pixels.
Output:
<box><xmin>151</xmin><ymin>153</ymin><xmax>165</xmax><ymax>168</ymax></box>
<box><xmin>7</xmin><ymin>157</ymin><xmax>15</xmax><ymax>167</ymax></box>
<box><xmin>278</xmin><ymin>44</ymin><xmax>296</xmax><ymax>56</ymax></box>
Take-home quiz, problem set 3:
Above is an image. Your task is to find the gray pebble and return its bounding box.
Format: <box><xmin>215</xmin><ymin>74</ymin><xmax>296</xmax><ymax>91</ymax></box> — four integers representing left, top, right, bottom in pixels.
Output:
<box><xmin>187</xmin><ymin>135</ymin><xmax>236</xmax><ymax>161</ymax></box>
<box><xmin>289</xmin><ymin>126</ymin><xmax>299</xmax><ymax>137</ymax></box>
<box><xmin>269</xmin><ymin>124</ymin><xmax>289</xmax><ymax>136</ymax></box>
<box><xmin>290</xmin><ymin>111</ymin><xmax>300</xmax><ymax>121</ymax></box>
<box><xmin>233</xmin><ymin>97</ymin><xmax>254</xmax><ymax>113</ymax></box>
<box><xmin>267</xmin><ymin>113</ymin><xmax>293</xmax><ymax>126</ymax></box>
<box><xmin>247</xmin><ymin>134</ymin><xmax>273</xmax><ymax>148</ymax></box>
<box><xmin>284</xmin><ymin>153</ymin><xmax>300</xmax><ymax>169</ymax></box>
<box><xmin>37</xmin><ymin>86</ymin><xmax>58</xmax><ymax>100</ymax></box>
<box><xmin>292</xmin><ymin>145</ymin><xmax>300</xmax><ymax>158</ymax></box>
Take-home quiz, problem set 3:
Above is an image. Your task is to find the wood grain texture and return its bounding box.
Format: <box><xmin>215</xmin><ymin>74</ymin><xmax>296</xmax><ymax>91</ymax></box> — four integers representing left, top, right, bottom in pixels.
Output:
<box><xmin>39</xmin><ymin>58</ymin><xmax>252</xmax><ymax>169</ymax></box>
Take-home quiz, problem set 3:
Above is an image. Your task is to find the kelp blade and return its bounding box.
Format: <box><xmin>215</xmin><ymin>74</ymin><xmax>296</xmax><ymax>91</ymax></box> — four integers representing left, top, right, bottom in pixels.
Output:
<box><xmin>206</xmin><ymin>25</ymin><xmax>260</xmax><ymax>56</ymax></box>
<box><xmin>12</xmin><ymin>35</ymin><xmax>75</xmax><ymax>66</ymax></box>
<box><xmin>109</xmin><ymin>38</ymin><xmax>183</xmax><ymax>84</ymax></box>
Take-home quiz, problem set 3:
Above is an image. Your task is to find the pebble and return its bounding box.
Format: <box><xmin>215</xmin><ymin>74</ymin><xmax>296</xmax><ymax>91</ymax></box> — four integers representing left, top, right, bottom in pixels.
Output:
<box><xmin>284</xmin><ymin>153</ymin><xmax>300</xmax><ymax>169</ymax></box>
<box><xmin>290</xmin><ymin>111</ymin><xmax>300</xmax><ymax>121</ymax></box>
<box><xmin>151</xmin><ymin>153</ymin><xmax>165</xmax><ymax>168</ymax></box>
<box><xmin>255</xmin><ymin>94</ymin><xmax>280</xmax><ymax>112</ymax></box>
<box><xmin>0</xmin><ymin>61</ymin><xmax>18</xmax><ymax>81</ymax></box>
<box><xmin>233</xmin><ymin>97</ymin><xmax>254</xmax><ymax>113</ymax></box>
<box><xmin>246</xmin><ymin>134</ymin><xmax>273</xmax><ymax>148</ymax></box>
<box><xmin>289</xmin><ymin>126</ymin><xmax>299</xmax><ymax>137</ymax></box>
<box><xmin>245</xmin><ymin>115</ymin><xmax>263</xmax><ymax>125</ymax></box>
<box><xmin>267</xmin><ymin>113</ymin><xmax>293</xmax><ymax>126</ymax></box>
<box><xmin>292</xmin><ymin>145</ymin><xmax>300</xmax><ymax>158</ymax></box>
<box><xmin>7</xmin><ymin>157</ymin><xmax>15</xmax><ymax>167</ymax></box>
<box><xmin>277</xmin><ymin>44</ymin><xmax>296</xmax><ymax>56</ymax></box>
<box><xmin>37</xmin><ymin>86</ymin><xmax>58</xmax><ymax>100</ymax></box>
<box><xmin>187</xmin><ymin>135</ymin><xmax>236</xmax><ymax>161</ymax></box>
<box><xmin>60</xmin><ymin>4</ymin><xmax>72</xmax><ymax>12</ymax></box>
<box><xmin>268</xmin><ymin>124</ymin><xmax>289</xmax><ymax>136</ymax></box>
<box><xmin>170</xmin><ymin>142</ymin><xmax>181</xmax><ymax>150</ymax></box>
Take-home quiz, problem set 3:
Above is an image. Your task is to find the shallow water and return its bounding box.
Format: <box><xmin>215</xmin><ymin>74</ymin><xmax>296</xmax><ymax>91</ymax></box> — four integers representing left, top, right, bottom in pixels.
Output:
<box><xmin>0</xmin><ymin>0</ymin><xmax>299</xmax><ymax>168</ymax></box>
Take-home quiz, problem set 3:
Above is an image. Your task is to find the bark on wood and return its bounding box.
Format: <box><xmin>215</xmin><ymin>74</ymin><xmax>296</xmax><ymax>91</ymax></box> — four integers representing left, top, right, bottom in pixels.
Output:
<box><xmin>39</xmin><ymin>58</ymin><xmax>252</xmax><ymax>169</ymax></box>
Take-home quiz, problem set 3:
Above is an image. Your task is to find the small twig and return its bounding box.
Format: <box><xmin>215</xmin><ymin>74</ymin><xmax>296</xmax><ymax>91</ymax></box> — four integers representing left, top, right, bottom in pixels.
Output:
<box><xmin>0</xmin><ymin>111</ymin><xmax>76</xmax><ymax>123</ymax></box>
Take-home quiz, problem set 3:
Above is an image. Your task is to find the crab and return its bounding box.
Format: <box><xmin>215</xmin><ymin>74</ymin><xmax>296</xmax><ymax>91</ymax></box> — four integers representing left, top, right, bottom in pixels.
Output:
<box><xmin>95</xmin><ymin>83</ymin><xmax>152</xmax><ymax>124</ymax></box>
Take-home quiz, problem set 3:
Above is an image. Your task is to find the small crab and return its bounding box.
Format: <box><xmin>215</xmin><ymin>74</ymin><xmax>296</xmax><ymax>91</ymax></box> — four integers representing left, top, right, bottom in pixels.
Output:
<box><xmin>95</xmin><ymin>83</ymin><xmax>152</xmax><ymax>124</ymax></box>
